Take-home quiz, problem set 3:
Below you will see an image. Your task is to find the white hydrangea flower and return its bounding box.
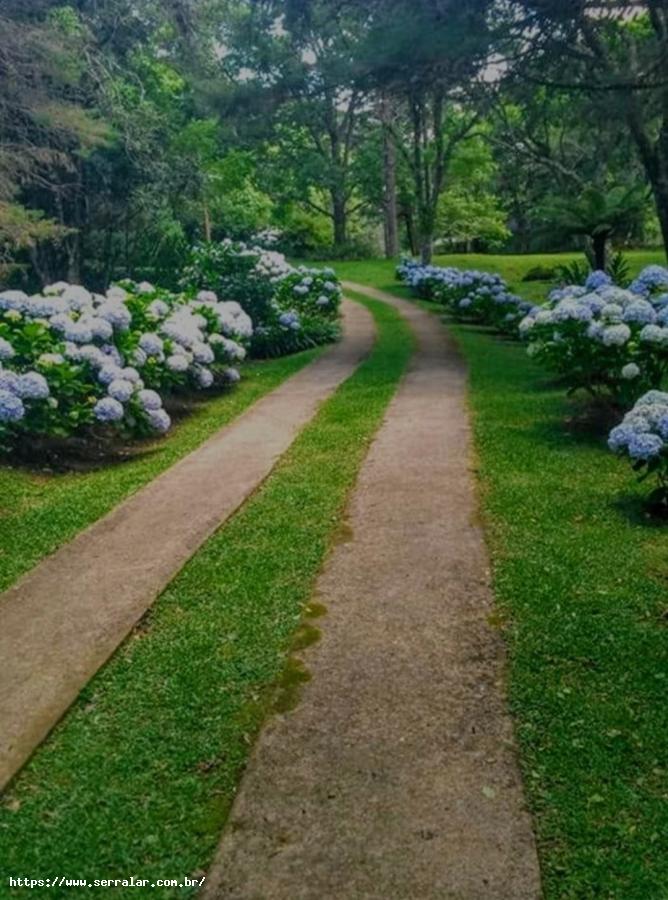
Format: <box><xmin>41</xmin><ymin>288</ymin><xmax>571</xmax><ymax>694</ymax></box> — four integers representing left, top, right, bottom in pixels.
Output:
<box><xmin>621</xmin><ymin>363</ymin><xmax>640</xmax><ymax>380</ymax></box>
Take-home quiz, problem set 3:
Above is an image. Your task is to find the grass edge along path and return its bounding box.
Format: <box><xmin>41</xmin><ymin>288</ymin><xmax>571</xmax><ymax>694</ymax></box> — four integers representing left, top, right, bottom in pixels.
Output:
<box><xmin>450</xmin><ymin>321</ymin><xmax>668</xmax><ymax>900</ymax></box>
<box><xmin>345</xmin><ymin>276</ymin><xmax>668</xmax><ymax>899</ymax></box>
<box><xmin>0</xmin><ymin>296</ymin><xmax>413</xmax><ymax>898</ymax></box>
<box><xmin>0</xmin><ymin>348</ymin><xmax>325</xmax><ymax>595</ymax></box>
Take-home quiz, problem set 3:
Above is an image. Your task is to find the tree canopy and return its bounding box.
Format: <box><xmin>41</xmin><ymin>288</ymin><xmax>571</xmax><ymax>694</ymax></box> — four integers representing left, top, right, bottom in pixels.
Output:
<box><xmin>3</xmin><ymin>0</ymin><xmax>668</xmax><ymax>284</ymax></box>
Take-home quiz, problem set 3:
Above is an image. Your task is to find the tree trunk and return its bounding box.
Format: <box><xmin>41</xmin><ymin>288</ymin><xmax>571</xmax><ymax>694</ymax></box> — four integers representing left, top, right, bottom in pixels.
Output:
<box><xmin>419</xmin><ymin>234</ymin><xmax>433</xmax><ymax>264</ymax></box>
<box><xmin>380</xmin><ymin>97</ymin><xmax>399</xmax><ymax>258</ymax></box>
<box><xmin>403</xmin><ymin>210</ymin><xmax>418</xmax><ymax>257</ymax></box>
<box><xmin>332</xmin><ymin>189</ymin><xmax>347</xmax><ymax>247</ymax></box>
<box><xmin>647</xmin><ymin>173</ymin><xmax>668</xmax><ymax>263</ymax></box>
<box><xmin>418</xmin><ymin>204</ymin><xmax>436</xmax><ymax>264</ymax></box>
<box><xmin>592</xmin><ymin>233</ymin><xmax>608</xmax><ymax>272</ymax></box>
<box><xmin>203</xmin><ymin>205</ymin><xmax>212</xmax><ymax>242</ymax></box>
<box><xmin>625</xmin><ymin>97</ymin><xmax>668</xmax><ymax>261</ymax></box>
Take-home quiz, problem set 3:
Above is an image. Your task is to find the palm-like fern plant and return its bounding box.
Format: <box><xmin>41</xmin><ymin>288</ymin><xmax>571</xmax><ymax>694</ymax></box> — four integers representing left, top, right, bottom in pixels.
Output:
<box><xmin>541</xmin><ymin>185</ymin><xmax>648</xmax><ymax>272</ymax></box>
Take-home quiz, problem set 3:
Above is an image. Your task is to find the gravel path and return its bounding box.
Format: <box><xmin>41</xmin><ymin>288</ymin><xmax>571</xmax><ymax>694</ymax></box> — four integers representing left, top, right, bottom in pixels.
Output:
<box><xmin>0</xmin><ymin>301</ymin><xmax>375</xmax><ymax>792</ymax></box>
<box><xmin>204</xmin><ymin>284</ymin><xmax>541</xmax><ymax>899</ymax></box>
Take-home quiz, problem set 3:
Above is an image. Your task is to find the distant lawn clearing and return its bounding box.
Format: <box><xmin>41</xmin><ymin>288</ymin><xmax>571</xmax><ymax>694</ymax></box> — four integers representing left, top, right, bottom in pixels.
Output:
<box><xmin>0</xmin><ymin>297</ymin><xmax>413</xmax><ymax>897</ymax></box>
<box><xmin>331</xmin><ymin>249</ymin><xmax>668</xmax><ymax>303</ymax></box>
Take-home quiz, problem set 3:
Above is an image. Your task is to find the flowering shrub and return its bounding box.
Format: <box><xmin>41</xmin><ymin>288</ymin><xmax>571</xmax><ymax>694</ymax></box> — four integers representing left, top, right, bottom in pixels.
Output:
<box><xmin>251</xmin><ymin>228</ymin><xmax>284</xmax><ymax>249</ymax></box>
<box><xmin>117</xmin><ymin>281</ymin><xmax>250</xmax><ymax>392</ymax></box>
<box><xmin>395</xmin><ymin>259</ymin><xmax>458</xmax><ymax>300</ymax></box>
<box><xmin>180</xmin><ymin>240</ymin><xmax>290</xmax><ymax>324</ymax></box>
<box><xmin>182</xmin><ymin>241</ymin><xmax>343</xmax><ymax>358</ymax></box>
<box><xmin>520</xmin><ymin>269</ymin><xmax>668</xmax><ymax>403</ymax></box>
<box><xmin>274</xmin><ymin>267</ymin><xmax>342</xmax><ymax>320</ymax></box>
<box><xmin>396</xmin><ymin>259</ymin><xmax>533</xmax><ymax>335</ymax></box>
<box><xmin>0</xmin><ymin>279</ymin><xmax>250</xmax><ymax>449</ymax></box>
<box><xmin>609</xmin><ymin>390</ymin><xmax>668</xmax><ymax>510</ymax></box>
<box><xmin>250</xmin><ymin>310</ymin><xmax>341</xmax><ymax>359</ymax></box>
<box><xmin>629</xmin><ymin>265</ymin><xmax>668</xmax><ymax>297</ymax></box>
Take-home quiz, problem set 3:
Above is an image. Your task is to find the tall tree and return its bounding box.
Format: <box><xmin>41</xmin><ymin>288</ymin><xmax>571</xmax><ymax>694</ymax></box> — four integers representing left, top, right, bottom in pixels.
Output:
<box><xmin>353</xmin><ymin>0</ymin><xmax>494</xmax><ymax>261</ymax></box>
<box><xmin>505</xmin><ymin>1</ymin><xmax>668</xmax><ymax>258</ymax></box>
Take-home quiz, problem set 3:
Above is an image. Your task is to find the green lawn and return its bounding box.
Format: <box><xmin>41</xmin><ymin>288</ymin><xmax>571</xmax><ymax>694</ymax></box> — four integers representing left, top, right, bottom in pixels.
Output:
<box><xmin>331</xmin><ymin>248</ymin><xmax>668</xmax><ymax>303</ymax></box>
<box><xmin>455</xmin><ymin>321</ymin><xmax>668</xmax><ymax>899</ymax></box>
<box><xmin>0</xmin><ymin>349</ymin><xmax>325</xmax><ymax>594</ymax></box>
<box><xmin>341</xmin><ymin>272</ymin><xmax>668</xmax><ymax>899</ymax></box>
<box><xmin>0</xmin><ymin>297</ymin><xmax>413</xmax><ymax>898</ymax></box>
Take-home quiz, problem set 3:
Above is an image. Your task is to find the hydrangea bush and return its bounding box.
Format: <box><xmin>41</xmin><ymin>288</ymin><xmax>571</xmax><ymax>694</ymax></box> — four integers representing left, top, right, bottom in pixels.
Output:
<box><xmin>609</xmin><ymin>390</ymin><xmax>668</xmax><ymax>510</ymax></box>
<box><xmin>274</xmin><ymin>267</ymin><xmax>341</xmax><ymax>320</ymax></box>
<box><xmin>519</xmin><ymin>267</ymin><xmax>668</xmax><ymax>403</ymax></box>
<box><xmin>180</xmin><ymin>240</ymin><xmax>289</xmax><ymax>324</ymax></box>
<box><xmin>0</xmin><ymin>279</ymin><xmax>250</xmax><ymax>449</ymax></box>
<box><xmin>181</xmin><ymin>241</ymin><xmax>343</xmax><ymax>358</ymax></box>
<box><xmin>396</xmin><ymin>259</ymin><xmax>533</xmax><ymax>335</ymax></box>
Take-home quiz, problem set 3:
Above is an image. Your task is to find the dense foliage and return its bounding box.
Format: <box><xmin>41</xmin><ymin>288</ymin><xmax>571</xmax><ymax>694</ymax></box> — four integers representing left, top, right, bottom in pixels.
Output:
<box><xmin>3</xmin><ymin>1</ymin><xmax>668</xmax><ymax>281</ymax></box>
<box><xmin>0</xmin><ymin>279</ymin><xmax>250</xmax><ymax>448</ymax></box>
<box><xmin>181</xmin><ymin>241</ymin><xmax>343</xmax><ymax>358</ymax></box>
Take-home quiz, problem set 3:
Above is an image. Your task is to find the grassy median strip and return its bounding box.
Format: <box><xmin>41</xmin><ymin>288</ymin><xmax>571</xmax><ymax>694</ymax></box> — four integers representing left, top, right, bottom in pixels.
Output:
<box><xmin>0</xmin><ymin>297</ymin><xmax>412</xmax><ymax>897</ymax></box>
<box><xmin>0</xmin><ymin>349</ymin><xmax>323</xmax><ymax>593</ymax></box>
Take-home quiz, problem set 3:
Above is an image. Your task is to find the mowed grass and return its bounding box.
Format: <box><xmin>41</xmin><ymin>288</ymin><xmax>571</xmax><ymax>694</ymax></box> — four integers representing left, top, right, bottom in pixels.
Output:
<box><xmin>451</xmin><ymin>323</ymin><xmax>668</xmax><ymax>899</ymax></box>
<box><xmin>0</xmin><ymin>349</ymin><xmax>323</xmax><ymax>593</ymax></box>
<box><xmin>0</xmin><ymin>298</ymin><xmax>413</xmax><ymax>898</ymax></box>
<box><xmin>340</xmin><ymin>269</ymin><xmax>668</xmax><ymax>898</ymax></box>
<box><xmin>331</xmin><ymin>248</ymin><xmax>668</xmax><ymax>303</ymax></box>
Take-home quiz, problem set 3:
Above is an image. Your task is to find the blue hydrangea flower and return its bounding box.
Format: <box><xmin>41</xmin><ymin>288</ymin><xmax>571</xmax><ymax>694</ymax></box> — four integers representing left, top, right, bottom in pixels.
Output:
<box><xmin>0</xmin><ymin>290</ymin><xmax>28</xmax><ymax>312</ymax></box>
<box><xmin>98</xmin><ymin>364</ymin><xmax>124</xmax><ymax>386</ymax></box>
<box><xmin>636</xmin><ymin>390</ymin><xmax>668</xmax><ymax>407</ymax></box>
<box><xmin>108</xmin><ymin>379</ymin><xmax>135</xmax><ymax>403</ymax></box>
<box><xmin>601</xmin><ymin>324</ymin><xmax>631</xmax><ymax>347</ymax></box>
<box><xmin>63</xmin><ymin>321</ymin><xmax>93</xmax><ymax>344</ymax></box>
<box><xmin>137</xmin><ymin>389</ymin><xmax>162</xmax><ymax>411</ymax></box>
<box><xmin>608</xmin><ymin>424</ymin><xmax>636</xmax><ymax>452</ymax></box>
<box><xmin>623</xmin><ymin>300</ymin><xmax>656</xmax><ymax>325</ymax></box>
<box><xmin>93</xmin><ymin>397</ymin><xmax>125</xmax><ymax>423</ymax></box>
<box><xmin>166</xmin><ymin>354</ymin><xmax>189</xmax><ymax>373</ymax></box>
<box><xmin>628</xmin><ymin>432</ymin><xmax>664</xmax><ymax>460</ymax></box>
<box><xmin>639</xmin><ymin>324</ymin><xmax>668</xmax><ymax>346</ymax></box>
<box><xmin>0</xmin><ymin>389</ymin><xmax>24</xmax><ymax>422</ymax></box>
<box><xmin>131</xmin><ymin>348</ymin><xmax>148</xmax><ymax>367</ymax></box>
<box><xmin>194</xmin><ymin>366</ymin><xmax>214</xmax><ymax>388</ymax></box>
<box><xmin>0</xmin><ymin>338</ymin><xmax>15</xmax><ymax>361</ymax></box>
<box><xmin>630</xmin><ymin>265</ymin><xmax>668</xmax><ymax>296</ymax></box>
<box><xmin>120</xmin><ymin>366</ymin><xmax>141</xmax><ymax>384</ymax></box>
<box><xmin>16</xmin><ymin>372</ymin><xmax>50</xmax><ymax>400</ymax></box>
<box><xmin>192</xmin><ymin>343</ymin><xmax>214</xmax><ymax>365</ymax></box>
<box><xmin>279</xmin><ymin>311</ymin><xmax>301</xmax><ymax>330</ymax></box>
<box><xmin>147</xmin><ymin>299</ymin><xmax>170</xmax><ymax>318</ymax></box>
<box><xmin>0</xmin><ymin>371</ymin><xmax>19</xmax><ymax>394</ymax></box>
<box><xmin>657</xmin><ymin>415</ymin><xmax>668</xmax><ymax>440</ymax></box>
<box><xmin>97</xmin><ymin>302</ymin><xmax>132</xmax><ymax>331</ymax></box>
<box><xmin>585</xmin><ymin>270</ymin><xmax>612</xmax><ymax>291</ymax></box>
<box><xmin>88</xmin><ymin>317</ymin><xmax>114</xmax><ymax>341</ymax></box>
<box><xmin>147</xmin><ymin>408</ymin><xmax>171</xmax><ymax>433</ymax></box>
<box><xmin>139</xmin><ymin>333</ymin><xmax>164</xmax><ymax>357</ymax></box>
<box><xmin>78</xmin><ymin>345</ymin><xmax>106</xmax><ymax>368</ymax></box>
